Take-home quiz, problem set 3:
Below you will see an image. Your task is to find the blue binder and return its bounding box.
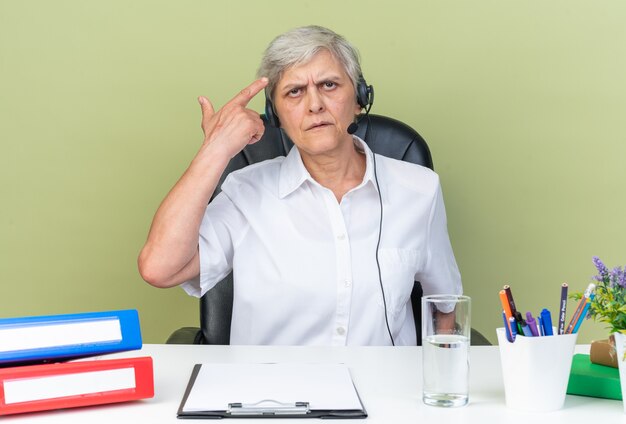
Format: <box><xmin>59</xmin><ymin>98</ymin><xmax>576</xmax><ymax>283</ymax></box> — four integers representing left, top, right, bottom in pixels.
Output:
<box><xmin>0</xmin><ymin>309</ymin><xmax>142</xmax><ymax>365</ymax></box>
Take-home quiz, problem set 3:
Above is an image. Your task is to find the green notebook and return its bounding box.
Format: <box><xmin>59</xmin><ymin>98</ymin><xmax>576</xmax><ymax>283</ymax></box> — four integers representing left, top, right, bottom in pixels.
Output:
<box><xmin>567</xmin><ymin>354</ymin><xmax>622</xmax><ymax>400</ymax></box>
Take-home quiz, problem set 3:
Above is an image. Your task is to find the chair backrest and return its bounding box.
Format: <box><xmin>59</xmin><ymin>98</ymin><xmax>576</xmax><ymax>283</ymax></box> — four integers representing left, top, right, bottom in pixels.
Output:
<box><xmin>200</xmin><ymin>114</ymin><xmax>433</xmax><ymax>345</ymax></box>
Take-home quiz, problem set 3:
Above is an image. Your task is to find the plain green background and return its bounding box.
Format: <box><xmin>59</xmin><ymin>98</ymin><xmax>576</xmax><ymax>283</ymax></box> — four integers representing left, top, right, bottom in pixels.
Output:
<box><xmin>1</xmin><ymin>0</ymin><xmax>625</xmax><ymax>344</ymax></box>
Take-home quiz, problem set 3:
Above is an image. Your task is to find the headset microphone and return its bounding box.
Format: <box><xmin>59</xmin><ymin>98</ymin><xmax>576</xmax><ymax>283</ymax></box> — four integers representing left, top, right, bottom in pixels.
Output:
<box><xmin>347</xmin><ymin>108</ymin><xmax>370</xmax><ymax>134</ymax></box>
<box><xmin>347</xmin><ymin>100</ymin><xmax>373</xmax><ymax>134</ymax></box>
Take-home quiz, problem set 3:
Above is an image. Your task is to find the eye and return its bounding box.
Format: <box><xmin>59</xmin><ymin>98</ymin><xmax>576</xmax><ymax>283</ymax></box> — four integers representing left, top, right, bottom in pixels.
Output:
<box><xmin>322</xmin><ymin>81</ymin><xmax>336</xmax><ymax>90</ymax></box>
<box><xmin>287</xmin><ymin>87</ymin><xmax>302</xmax><ymax>97</ymax></box>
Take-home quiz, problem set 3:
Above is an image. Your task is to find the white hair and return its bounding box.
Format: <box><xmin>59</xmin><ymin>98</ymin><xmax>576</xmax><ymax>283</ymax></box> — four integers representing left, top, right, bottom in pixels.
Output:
<box><xmin>257</xmin><ymin>25</ymin><xmax>362</xmax><ymax>102</ymax></box>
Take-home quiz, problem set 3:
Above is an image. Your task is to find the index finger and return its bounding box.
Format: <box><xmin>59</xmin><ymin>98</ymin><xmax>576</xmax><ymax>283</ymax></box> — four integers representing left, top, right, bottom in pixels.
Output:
<box><xmin>228</xmin><ymin>77</ymin><xmax>269</xmax><ymax>107</ymax></box>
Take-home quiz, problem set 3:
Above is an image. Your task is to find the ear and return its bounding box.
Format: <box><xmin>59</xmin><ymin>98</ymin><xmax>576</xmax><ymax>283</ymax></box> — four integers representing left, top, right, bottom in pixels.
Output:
<box><xmin>354</xmin><ymin>101</ymin><xmax>362</xmax><ymax>116</ymax></box>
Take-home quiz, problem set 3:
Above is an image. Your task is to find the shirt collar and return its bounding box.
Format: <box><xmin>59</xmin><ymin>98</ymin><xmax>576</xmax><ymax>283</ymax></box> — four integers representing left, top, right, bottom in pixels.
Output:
<box><xmin>278</xmin><ymin>136</ymin><xmax>377</xmax><ymax>199</ymax></box>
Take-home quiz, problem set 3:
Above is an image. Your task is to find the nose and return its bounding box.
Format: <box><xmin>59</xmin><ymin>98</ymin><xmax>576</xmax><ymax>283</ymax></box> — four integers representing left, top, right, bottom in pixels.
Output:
<box><xmin>306</xmin><ymin>88</ymin><xmax>325</xmax><ymax>113</ymax></box>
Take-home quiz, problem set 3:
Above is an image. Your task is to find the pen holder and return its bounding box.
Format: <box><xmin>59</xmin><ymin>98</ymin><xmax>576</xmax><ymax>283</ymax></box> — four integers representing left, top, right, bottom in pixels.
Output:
<box><xmin>496</xmin><ymin>327</ymin><xmax>578</xmax><ymax>412</ymax></box>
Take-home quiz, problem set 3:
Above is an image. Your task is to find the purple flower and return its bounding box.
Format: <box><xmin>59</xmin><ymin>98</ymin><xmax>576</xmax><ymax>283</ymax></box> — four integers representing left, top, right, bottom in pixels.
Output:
<box><xmin>593</xmin><ymin>256</ymin><xmax>609</xmax><ymax>280</ymax></box>
<box><xmin>609</xmin><ymin>267</ymin><xmax>621</xmax><ymax>288</ymax></box>
<box><xmin>618</xmin><ymin>266</ymin><xmax>626</xmax><ymax>288</ymax></box>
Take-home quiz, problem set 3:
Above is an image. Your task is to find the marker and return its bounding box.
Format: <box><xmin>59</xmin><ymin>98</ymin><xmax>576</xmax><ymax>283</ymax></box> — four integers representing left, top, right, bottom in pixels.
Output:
<box><xmin>509</xmin><ymin>317</ymin><xmax>517</xmax><ymax>341</ymax></box>
<box><xmin>514</xmin><ymin>312</ymin><xmax>532</xmax><ymax>337</ymax></box>
<box><xmin>540</xmin><ymin>308</ymin><xmax>553</xmax><ymax>336</ymax></box>
<box><xmin>537</xmin><ymin>315</ymin><xmax>545</xmax><ymax>336</ymax></box>
<box><xmin>514</xmin><ymin>312</ymin><xmax>525</xmax><ymax>335</ymax></box>
<box><xmin>502</xmin><ymin>311</ymin><xmax>513</xmax><ymax>342</ymax></box>
<box><xmin>558</xmin><ymin>283</ymin><xmax>568</xmax><ymax>335</ymax></box>
<box><xmin>525</xmin><ymin>312</ymin><xmax>539</xmax><ymax>337</ymax></box>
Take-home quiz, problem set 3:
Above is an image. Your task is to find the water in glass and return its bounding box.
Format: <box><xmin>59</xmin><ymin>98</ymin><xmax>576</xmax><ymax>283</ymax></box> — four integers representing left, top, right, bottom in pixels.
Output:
<box><xmin>422</xmin><ymin>334</ymin><xmax>469</xmax><ymax>407</ymax></box>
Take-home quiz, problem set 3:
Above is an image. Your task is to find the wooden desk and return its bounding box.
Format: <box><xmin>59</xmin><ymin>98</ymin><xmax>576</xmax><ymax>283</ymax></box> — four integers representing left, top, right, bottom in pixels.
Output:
<box><xmin>4</xmin><ymin>344</ymin><xmax>623</xmax><ymax>422</ymax></box>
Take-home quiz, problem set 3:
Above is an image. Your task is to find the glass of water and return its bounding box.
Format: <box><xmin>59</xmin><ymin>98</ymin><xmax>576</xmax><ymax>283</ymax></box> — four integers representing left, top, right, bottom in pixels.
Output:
<box><xmin>421</xmin><ymin>294</ymin><xmax>471</xmax><ymax>407</ymax></box>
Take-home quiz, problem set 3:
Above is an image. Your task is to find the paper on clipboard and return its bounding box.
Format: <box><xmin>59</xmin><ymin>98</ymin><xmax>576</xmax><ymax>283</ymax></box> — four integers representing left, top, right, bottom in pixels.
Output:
<box><xmin>181</xmin><ymin>363</ymin><xmax>363</xmax><ymax>413</ymax></box>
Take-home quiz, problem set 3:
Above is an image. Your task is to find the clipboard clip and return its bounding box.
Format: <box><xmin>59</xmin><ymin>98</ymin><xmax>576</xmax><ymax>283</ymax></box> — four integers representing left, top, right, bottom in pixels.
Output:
<box><xmin>228</xmin><ymin>399</ymin><xmax>310</xmax><ymax>416</ymax></box>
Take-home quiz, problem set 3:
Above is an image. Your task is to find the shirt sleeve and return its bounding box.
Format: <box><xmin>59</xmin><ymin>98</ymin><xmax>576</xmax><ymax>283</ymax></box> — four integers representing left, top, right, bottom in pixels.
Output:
<box><xmin>415</xmin><ymin>180</ymin><xmax>463</xmax><ymax>297</ymax></box>
<box><xmin>181</xmin><ymin>191</ymin><xmax>249</xmax><ymax>298</ymax></box>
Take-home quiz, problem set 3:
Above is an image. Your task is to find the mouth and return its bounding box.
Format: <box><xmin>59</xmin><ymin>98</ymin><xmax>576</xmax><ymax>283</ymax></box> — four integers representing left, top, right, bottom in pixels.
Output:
<box><xmin>306</xmin><ymin>121</ymin><xmax>333</xmax><ymax>131</ymax></box>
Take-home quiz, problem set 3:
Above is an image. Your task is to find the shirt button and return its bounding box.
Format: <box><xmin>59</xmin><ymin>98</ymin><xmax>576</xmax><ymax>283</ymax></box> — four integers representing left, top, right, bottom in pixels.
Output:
<box><xmin>344</xmin><ymin>280</ymin><xmax>351</xmax><ymax>288</ymax></box>
<box><xmin>336</xmin><ymin>327</ymin><xmax>346</xmax><ymax>335</ymax></box>
<box><xmin>337</xmin><ymin>234</ymin><xmax>346</xmax><ymax>240</ymax></box>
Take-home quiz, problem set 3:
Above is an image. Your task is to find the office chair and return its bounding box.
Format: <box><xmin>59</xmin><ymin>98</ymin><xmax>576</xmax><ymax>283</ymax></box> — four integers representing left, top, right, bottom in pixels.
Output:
<box><xmin>166</xmin><ymin>114</ymin><xmax>491</xmax><ymax>346</ymax></box>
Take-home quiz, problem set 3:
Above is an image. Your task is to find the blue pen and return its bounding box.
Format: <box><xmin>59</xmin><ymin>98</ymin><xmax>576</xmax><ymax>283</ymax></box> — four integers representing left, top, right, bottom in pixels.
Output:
<box><xmin>525</xmin><ymin>312</ymin><xmax>539</xmax><ymax>337</ymax></box>
<box><xmin>537</xmin><ymin>315</ymin><xmax>545</xmax><ymax>336</ymax></box>
<box><xmin>509</xmin><ymin>317</ymin><xmax>517</xmax><ymax>341</ymax></box>
<box><xmin>502</xmin><ymin>311</ymin><xmax>513</xmax><ymax>342</ymax></box>
<box><xmin>540</xmin><ymin>308</ymin><xmax>554</xmax><ymax>336</ymax></box>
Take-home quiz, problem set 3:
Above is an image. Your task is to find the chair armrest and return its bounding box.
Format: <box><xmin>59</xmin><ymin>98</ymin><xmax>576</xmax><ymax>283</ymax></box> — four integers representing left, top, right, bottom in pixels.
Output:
<box><xmin>166</xmin><ymin>327</ymin><xmax>204</xmax><ymax>344</ymax></box>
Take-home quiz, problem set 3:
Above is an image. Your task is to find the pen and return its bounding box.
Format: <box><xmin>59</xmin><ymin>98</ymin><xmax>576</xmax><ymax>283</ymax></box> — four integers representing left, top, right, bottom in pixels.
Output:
<box><xmin>558</xmin><ymin>283</ymin><xmax>568</xmax><ymax>335</ymax></box>
<box><xmin>525</xmin><ymin>312</ymin><xmax>539</xmax><ymax>337</ymax></box>
<box><xmin>565</xmin><ymin>283</ymin><xmax>596</xmax><ymax>334</ymax></box>
<box><xmin>502</xmin><ymin>311</ymin><xmax>513</xmax><ymax>342</ymax></box>
<box><xmin>540</xmin><ymin>308</ymin><xmax>553</xmax><ymax>336</ymax></box>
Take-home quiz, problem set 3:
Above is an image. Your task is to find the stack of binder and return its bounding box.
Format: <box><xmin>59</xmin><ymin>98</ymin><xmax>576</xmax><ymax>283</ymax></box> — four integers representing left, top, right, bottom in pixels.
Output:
<box><xmin>0</xmin><ymin>309</ymin><xmax>154</xmax><ymax>416</ymax></box>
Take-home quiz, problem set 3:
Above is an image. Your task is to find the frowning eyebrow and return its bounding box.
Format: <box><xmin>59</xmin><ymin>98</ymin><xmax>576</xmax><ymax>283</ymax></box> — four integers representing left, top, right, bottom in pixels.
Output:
<box><xmin>279</xmin><ymin>74</ymin><xmax>344</xmax><ymax>93</ymax></box>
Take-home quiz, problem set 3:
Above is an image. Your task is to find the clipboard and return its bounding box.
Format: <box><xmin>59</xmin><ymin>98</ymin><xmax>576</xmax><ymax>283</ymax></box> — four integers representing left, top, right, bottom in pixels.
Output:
<box><xmin>177</xmin><ymin>363</ymin><xmax>367</xmax><ymax>419</ymax></box>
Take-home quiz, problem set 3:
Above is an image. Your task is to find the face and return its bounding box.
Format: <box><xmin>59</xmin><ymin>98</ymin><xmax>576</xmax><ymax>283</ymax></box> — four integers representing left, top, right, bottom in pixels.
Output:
<box><xmin>273</xmin><ymin>50</ymin><xmax>362</xmax><ymax>158</ymax></box>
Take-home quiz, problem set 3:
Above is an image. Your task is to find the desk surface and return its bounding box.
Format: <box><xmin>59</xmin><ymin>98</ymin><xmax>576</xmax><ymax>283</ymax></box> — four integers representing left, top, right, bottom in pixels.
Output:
<box><xmin>3</xmin><ymin>344</ymin><xmax>623</xmax><ymax>423</ymax></box>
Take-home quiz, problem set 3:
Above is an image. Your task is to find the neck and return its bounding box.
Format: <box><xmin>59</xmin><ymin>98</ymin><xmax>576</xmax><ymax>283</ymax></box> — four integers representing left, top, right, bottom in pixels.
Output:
<box><xmin>300</xmin><ymin>138</ymin><xmax>366</xmax><ymax>203</ymax></box>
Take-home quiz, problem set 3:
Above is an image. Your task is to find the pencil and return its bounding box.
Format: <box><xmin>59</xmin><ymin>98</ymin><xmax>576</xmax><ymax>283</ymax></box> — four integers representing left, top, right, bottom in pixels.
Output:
<box><xmin>565</xmin><ymin>296</ymin><xmax>586</xmax><ymax>334</ymax></box>
<box><xmin>503</xmin><ymin>285</ymin><xmax>518</xmax><ymax>317</ymax></box>
<box><xmin>558</xmin><ymin>283</ymin><xmax>568</xmax><ymax>335</ymax></box>
<box><xmin>499</xmin><ymin>290</ymin><xmax>514</xmax><ymax>336</ymax></box>
<box><xmin>565</xmin><ymin>283</ymin><xmax>596</xmax><ymax>334</ymax></box>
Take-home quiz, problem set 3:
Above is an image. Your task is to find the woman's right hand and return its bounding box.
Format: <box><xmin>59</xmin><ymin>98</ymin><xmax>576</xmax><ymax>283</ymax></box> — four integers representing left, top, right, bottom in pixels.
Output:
<box><xmin>138</xmin><ymin>78</ymin><xmax>269</xmax><ymax>288</ymax></box>
<box><xmin>197</xmin><ymin>77</ymin><xmax>269</xmax><ymax>160</ymax></box>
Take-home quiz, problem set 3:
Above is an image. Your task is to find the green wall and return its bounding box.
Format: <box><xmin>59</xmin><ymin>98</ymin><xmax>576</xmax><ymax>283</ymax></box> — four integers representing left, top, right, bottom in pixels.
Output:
<box><xmin>1</xmin><ymin>0</ymin><xmax>625</xmax><ymax>344</ymax></box>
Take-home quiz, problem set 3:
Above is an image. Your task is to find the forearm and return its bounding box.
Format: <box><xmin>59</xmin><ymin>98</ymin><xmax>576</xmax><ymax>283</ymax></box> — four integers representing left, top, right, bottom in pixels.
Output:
<box><xmin>434</xmin><ymin>310</ymin><xmax>456</xmax><ymax>334</ymax></box>
<box><xmin>139</xmin><ymin>78</ymin><xmax>268</xmax><ymax>288</ymax></box>
<box><xmin>138</xmin><ymin>144</ymin><xmax>230</xmax><ymax>287</ymax></box>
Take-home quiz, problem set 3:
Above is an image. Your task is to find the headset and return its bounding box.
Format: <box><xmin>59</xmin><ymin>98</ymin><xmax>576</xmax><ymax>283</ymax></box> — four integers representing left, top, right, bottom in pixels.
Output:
<box><xmin>264</xmin><ymin>74</ymin><xmax>393</xmax><ymax>346</ymax></box>
<box><xmin>264</xmin><ymin>75</ymin><xmax>374</xmax><ymax>129</ymax></box>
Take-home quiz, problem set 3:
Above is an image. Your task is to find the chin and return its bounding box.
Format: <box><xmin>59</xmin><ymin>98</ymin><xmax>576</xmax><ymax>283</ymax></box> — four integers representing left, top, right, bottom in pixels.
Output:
<box><xmin>297</xmin><ymin>134</ymin><xmax>348</xmax><ymax>156</ymax></box>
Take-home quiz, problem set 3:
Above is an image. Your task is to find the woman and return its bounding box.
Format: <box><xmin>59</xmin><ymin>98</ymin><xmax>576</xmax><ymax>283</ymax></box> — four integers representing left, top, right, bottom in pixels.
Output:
<box><xmin>138</xmin><ymin>26</ymin><xmax>462</xmax><ymax>346</ymax></box>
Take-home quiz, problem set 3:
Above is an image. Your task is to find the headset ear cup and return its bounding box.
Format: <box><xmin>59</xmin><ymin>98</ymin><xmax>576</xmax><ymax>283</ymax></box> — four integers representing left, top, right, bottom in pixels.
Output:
<box><xmin>356</xmin><ymin>75</ymin><xmax>372</xmax><ymax>109</ymax></box>
<box><xmin>264</xmin><ymin>93</ymin><xmax>280</xmax><ymax>127</ymax></box>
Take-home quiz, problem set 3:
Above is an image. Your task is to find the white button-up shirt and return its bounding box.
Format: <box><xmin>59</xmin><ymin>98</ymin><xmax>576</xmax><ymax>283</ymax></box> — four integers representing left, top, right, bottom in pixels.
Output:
<box><xmin>183</xmin><ymin>137</ymin><xmax>462</xmax><ymax>346</ymax></box>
